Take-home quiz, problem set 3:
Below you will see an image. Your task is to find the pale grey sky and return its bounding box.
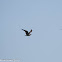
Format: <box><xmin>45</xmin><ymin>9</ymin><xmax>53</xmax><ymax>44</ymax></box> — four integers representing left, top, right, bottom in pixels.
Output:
<box><xmin>0</xmin><ymin>0</ymin><xmax>62</xmax><ymax>62</ymax></box>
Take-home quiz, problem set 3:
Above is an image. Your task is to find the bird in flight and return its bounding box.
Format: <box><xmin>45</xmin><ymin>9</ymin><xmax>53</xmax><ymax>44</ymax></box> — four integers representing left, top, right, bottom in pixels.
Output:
<box><xmin>22</xmin><ymin>29</ymin><xmax>32</xmax><ymax>36</ymax></box>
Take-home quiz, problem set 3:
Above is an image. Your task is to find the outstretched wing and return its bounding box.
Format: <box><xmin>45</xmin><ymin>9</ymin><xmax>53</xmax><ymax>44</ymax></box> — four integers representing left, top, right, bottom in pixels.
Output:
<box><xmin>22</xmin><ymin>29</ymin><xmax>28</xmax><ymax>34</ymax></box>
<box><xmin>29</xmin><ymin>29</ymin><xmax>32</xmax><ymax>34</ymax></box>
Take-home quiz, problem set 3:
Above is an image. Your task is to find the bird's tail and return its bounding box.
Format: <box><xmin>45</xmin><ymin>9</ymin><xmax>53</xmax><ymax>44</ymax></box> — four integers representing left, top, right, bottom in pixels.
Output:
<box><xmin>22</xmin><ymin>29</ymin><xmax>25</xmax><ymax>31</ymax></box>
<box><xmin>22</xmin><ymin>29</ymin><xmax>24</xmax><ymax>30</ymax></box>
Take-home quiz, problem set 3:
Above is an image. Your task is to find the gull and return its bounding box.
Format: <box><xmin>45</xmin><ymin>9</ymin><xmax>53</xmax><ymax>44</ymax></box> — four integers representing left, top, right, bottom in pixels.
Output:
<box><xmin>22</xmin><ymin>29</ymin><xmax>32</xmax><ymax>36</ymax></box>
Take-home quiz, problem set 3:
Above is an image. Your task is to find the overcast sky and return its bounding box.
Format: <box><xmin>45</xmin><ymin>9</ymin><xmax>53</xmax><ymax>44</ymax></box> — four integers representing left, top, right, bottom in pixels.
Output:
<box><xmin>0</xmin><ymin>0</ymin><xmax>62</xmax><ymax>62</ymax></box>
